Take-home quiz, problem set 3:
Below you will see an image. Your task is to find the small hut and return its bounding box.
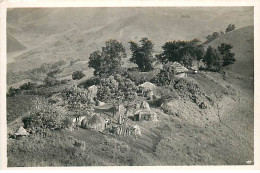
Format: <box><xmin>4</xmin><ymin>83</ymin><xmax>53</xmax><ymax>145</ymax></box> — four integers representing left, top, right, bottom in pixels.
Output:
<box><xmin>81</xmin><ymin>114</ymin><xmax>106</xmax><ymax>131</ymax></box>
<box><xmin>170</xmin><ymin>62</ymin><xmax>189</xmax><ymax>78</ymax></box>
<box><xmin>15</xmin><ymin>126</ymin><xmax>29</xmax><ymax>136</ymax></box>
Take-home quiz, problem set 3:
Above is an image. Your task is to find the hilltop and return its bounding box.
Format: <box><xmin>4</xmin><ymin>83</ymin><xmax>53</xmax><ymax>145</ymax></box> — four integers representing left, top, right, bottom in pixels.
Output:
<box><xmin>204</xmin><ymin>26</ymin><xmax>254</xmax><ymax>77</ymax></box>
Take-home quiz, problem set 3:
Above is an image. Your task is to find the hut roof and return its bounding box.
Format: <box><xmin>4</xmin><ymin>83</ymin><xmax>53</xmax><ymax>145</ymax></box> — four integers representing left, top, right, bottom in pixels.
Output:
<box><xmin>170</xmin><ymin>62</ymin><xmax>189</xmax><ymax>73</ymax></box>
<box><xmin>15</xmin><ymin>126</ymin><xmax>29</xmax><ymax>136</ymax></box>
<box><xmin>139</xmin><ymin>82</ymin><xmax>156</xmax><ymax>90</ymax></box>
<box><xmin>88</xmin><ymin>114</ymin><xmax>105</xmax><ymax>126</ymax></box>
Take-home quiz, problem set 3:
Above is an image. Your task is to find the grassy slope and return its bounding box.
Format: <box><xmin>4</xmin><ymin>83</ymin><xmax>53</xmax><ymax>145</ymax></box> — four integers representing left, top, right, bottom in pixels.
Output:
<box><xmin>205</xmin><ymin>26</ymin><xmax>254</xmax><ymax>77</ymax></box>
<box><xmin>7</xmin><ymin>33</ymin><xmax>26</xmax><ymax>53</ymax></box>
<box><xmin>7</xmin><ymin>70</ymin><xmax>254</xmax><ymax>166</ymax></box>
<box><xmin>7</xmin><ymin>7</ymin><xmax>253</xmax><ymax>73</ymax></box>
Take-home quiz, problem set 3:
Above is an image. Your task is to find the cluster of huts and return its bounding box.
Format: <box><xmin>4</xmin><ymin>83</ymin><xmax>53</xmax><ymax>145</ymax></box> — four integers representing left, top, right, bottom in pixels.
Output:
<box><xmin>14</xmin><ymin>62</ymin><xmax>198</xmax><ymax>139</ymax></box>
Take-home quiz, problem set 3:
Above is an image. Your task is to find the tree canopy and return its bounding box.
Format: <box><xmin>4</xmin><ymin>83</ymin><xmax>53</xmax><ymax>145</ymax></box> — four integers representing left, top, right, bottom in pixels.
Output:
<box><xmin>88</xmin><ymin>39</ymin><xmax>126</xmax><ymax>77</ymax></box>
<box><xmin>217</xmin><ymin>43</ymin><xmax>236</xmax><ymax>67</ymax></box>
<box><xmin>129</xmin><ymin>37</ymin><xmax>155</xmax><ymax>72</ymax></box>
<box><xmin>158</xmin><ymin>39</ymin><xmax>205</xmax><ymax>68</ymax></box>
<box><xmin>203</xmin><ymin>46</ymin><xmax>221</xmax><ymax>71</ymax></box>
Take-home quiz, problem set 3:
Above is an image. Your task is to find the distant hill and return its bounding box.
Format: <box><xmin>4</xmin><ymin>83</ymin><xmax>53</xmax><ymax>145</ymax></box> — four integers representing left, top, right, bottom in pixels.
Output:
<box><xmin>6</xmin><ymin>7</ymin><xmax>253</xmax><ymax>82</ymax></box>
<box><xmin>7</xmin><ymin>33</ymin><xmax>26</xmax><ymax>53</ymax></box>
<box><xmin>205</xmin><ymin>26</ymin><xmax>254</xmax><ymax>77</ymax></box>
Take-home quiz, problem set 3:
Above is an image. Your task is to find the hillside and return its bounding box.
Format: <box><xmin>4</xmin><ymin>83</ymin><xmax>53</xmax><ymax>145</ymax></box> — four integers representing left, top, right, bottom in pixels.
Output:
<box><xmin>204</xmin><ymin>26</ymin><xmax>254</xmax><ymax>77</ymax></box>
<box><xmin>7</xmin><ymin>7</ymin><xmax>253</xmax><ymax>74</ymax></box>
<box><xmin>7</xmin><ymin>33</ymin><xmax>26</xmax><ymax>53</ymax></box>
<box><xmin>6</xmin><ymin>8</ymin><xmax>254</xmax><ymax>166</ymax></box>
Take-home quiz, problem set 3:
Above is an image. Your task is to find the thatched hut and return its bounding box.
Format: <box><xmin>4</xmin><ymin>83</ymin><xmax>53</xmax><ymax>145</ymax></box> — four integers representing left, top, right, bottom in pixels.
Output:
<box><xmin>81</xmin><ymin>114</ymin><xmax>106</xmax><ymax>131</ymax></box>
<box><xmin>15</xmin><ymin>126</ymin><xmax>29</xmax><ymax>136</ymax></box>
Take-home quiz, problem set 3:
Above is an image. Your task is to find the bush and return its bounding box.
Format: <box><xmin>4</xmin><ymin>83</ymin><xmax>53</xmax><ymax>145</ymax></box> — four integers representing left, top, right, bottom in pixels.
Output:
<box><xmin>23</xmin><ymin>103</ymin><xmax>67</xmax><ymax>132</ymax></box>
<box><xmin>19</xmin><ymin>82</ymin><xmax>37</xmax><ymax>90</ymax></box>
<box><xmin>153</xmin><ymin>62</ymin><xmax>177</xmax><ymax>86</ymax></box>
<box><xmin>7</xmin><ymin>86</ymin><xmax>19</xmax><ymax>97</ymax></box>
<box><xmin>128</xmin><ymin>69</ymin><xmax>158</xmax><ymax>85</ymax></box>
<box><xmin>97</xmin><ymin>74</ymin><xmax>137</xmax><ymax>102</ymax></box>
<box><xmin>72</xmin><ymin>71</ymin><xmax>85</xmax><ymax>80</ymax></box>
<box><xmin>78</xmin><ymin>77</ymin><xmax>100</xmax><ymax>89</ymax></box>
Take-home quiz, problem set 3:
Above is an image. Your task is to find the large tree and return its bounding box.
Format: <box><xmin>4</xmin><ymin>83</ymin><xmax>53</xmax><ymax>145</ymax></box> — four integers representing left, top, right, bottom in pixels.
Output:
<box><xmin>217</xmin><ymin>43</ymin><xmax>236</xmax><ymax>67</ymax></box>
<box><xmin>203</xmin><ymin>46</ymin><xmax>221</xmax><ymax>71</ymax></box>
<box><xmin>88</xmin><ymin>39</ymin><xmax>126</xmax><ymax>77</ymax></box>
<box><xmin>158</xmin><ymin>39</ymin><xmax>205</xmax><ymax>67</ymax></box>
<box><xmin>129</xmin><ymin>37</ymin><xmax>155</xmax><ymax>72</ymax></box>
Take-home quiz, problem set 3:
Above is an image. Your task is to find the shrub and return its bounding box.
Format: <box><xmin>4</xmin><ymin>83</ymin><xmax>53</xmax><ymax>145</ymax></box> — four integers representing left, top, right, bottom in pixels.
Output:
<box><xmin>72</xmin><ymin>71</ymin><xmax>85</xmax><ymax>80</ymax></box>
<box><xmin>153</xmin><ymin>62</ymin><xmax>177</xmax><ymax>86</ymax></box>
<box><xmin>23</xmin><ymin>103</ymin><xmax>67</xmax><ymax>132</ymax></box>
<box><xmin>97</xmin><ymin>74</ymin><xmax>137</xmax><ymax>102</ymax></box>
<box><xmin>78</xmin><ymin>77</ymin><xmax>100</xmax><ymax>89</ymax></box>
<box><xmin>7</xmin><ymin>86</ymin><xmax>19</xmax><ymax>97</ymax></box>
<box><xmin>128</xmin><ymin>69</ymin><xmax>158</xmax><ymax>85</ymax></box>
<box><xmin>19</xmin><ymin>82</ymin><xmax>37</xmax><ymax>90</ymax></box>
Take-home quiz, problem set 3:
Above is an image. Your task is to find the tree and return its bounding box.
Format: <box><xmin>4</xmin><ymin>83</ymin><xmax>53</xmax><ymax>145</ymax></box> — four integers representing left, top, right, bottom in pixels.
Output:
<box><xmin>158</xmin><ymin>39</ymin><xmax>205</xmax><ymax>67</ymax></box>
<box><xmin>217</xmin><ymin>43</ymin><xmax>236</xmax><ymax>67</ymax></box>
<box><xmin>72</xmin><ymin>71</ymin><xmax>85</xmax><ymax>80</ymax></box>
<box><xmin>88</xmin><ymin>39</ymin><xmax>126</xmax><ymax>77</ymax></box>
<box><xmin>154</xmin><ymin>62</ymin><xmax>177</xmax><ymax>86</ymax></box>
<box><xmin>211</xmin><ymin>32</ymin><xmax>220</xmax><ymax>39</ymax></box>
<box><xmin>97</xmin><ymin>74</ymin><xmax>137</xmax><ymax>103</ymax></box>
<box><xmin>225</xmin><ymin>24</ymin><xmax>236</xmax><ymax>33</ymax></box>
<box><xmin>129</xmin><ymin>37</ymin><xmax>155</xmax><ymax>72</ymax></box>
<box><xmin>7</xmin><ymin>86</ymin><xmax>18</xmax><ymax>97</ymax></box>
<box><xmin>63</xmin><ymin>86</ymin><xmax>93</xmax><ymax>121</ymax></box>
<box><xmin>203</xmin><ymin>46</ymin><xmax>221</xmax><ymax>71</ymax></box>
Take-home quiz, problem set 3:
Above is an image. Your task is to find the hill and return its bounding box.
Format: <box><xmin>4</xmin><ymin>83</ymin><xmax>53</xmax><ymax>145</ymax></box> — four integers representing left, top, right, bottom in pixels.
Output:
<box><xmin>7</xmin><ymin>7</ymin><xmax>253</xmax><ymax>74</ymax></box>
<box><xmin>7</xmin><ymin>33</ymin><xmax>26</xmax><ymax>53</ymax></box>
<box><xmin>204</xmin><ymin>26</ymin><xmax>254</xmax><ymax>77</ymax></box>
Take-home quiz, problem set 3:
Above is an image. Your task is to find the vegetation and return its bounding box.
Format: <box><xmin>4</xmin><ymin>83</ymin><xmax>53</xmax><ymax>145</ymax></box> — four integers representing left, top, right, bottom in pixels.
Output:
<box><xmin>158</xmin><ymin>39</ymin><xmax>205</xmax><ymax>68</ymax></box>
<box><xmin>206</xmin><ymin>32</ymin><xmax>221</xmax><ymax>42</ymax></box>
<box><xmin>89</xmin><ymin>39</ymin><xmax>126</xmax><ymax>77</ymax></box>
<box><xmin>225</xmin><ymin>24</ymin><xmax>236</xmax><ymax>33</ymax></box>
<box><xmin>72</xmin><ymin>71</ymin><xmax>85</xmax><ymax>80</ymax></box>
<box><xmin>153</xmin><ymin>62</ymin><xmax>177</xmax><ymax>86</ymax></box>
<box><xmin>129</xmin><ymin>37</ymin><xmax>155</xmax><ymax>72</ymax></box>
<box><xmin>203</xmin><ymin>46</ymin><xmax>222</xmax><ymax>71</ymax></box>
<box><xmin>217</xmin><ymin>43</ymin><xmax>236</xmax><ymax>67</ymax></box>
<box><xmin>97</xmin><ymin>74</ymin><xmax>137</xmax><ymax>103</ymax></box>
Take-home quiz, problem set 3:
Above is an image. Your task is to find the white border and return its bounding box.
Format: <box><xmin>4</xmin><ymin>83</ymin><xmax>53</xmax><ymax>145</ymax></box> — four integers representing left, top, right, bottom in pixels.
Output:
<box><xmin>0</xmin><ymin>0</ymin><xmax>259</xmax><ymax>170</ymax></box>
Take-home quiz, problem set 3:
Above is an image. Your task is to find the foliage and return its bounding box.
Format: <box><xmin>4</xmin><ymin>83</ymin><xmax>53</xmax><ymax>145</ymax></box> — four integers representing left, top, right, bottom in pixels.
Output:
<box><xmin>206</xmin><ymin>32</ymin><xmax>220</xmax><ymax>42</ymax></box>
<box><xmin>97</xmin><ymin>74</ymin><xmax>137</xmax><ymax>103</ymax></box>
<box><xmin>31</xmin><ymin>60</ymin><xmax>66</xmax><ymax>75</ymax></box>
<box><xmin>225</xmin><ymin>24</ymin><xmax>236</xmax><ymax>33</ymax></box>
<box><xmin>158</xmin><ymin>39</ymin><xmax>205</xmax><ymax>67</ymax></box>
<box><xmin>62</xmin><ymin>86</ymin><xmax>93</xmax><ymax>118</ymax></box>
<box><xmin>174</xmin><ymin>78</ymin><xmax>209</xmax><ymax>108</ymax></box>
<box><xmin>217</xmin><ymin>43</ymin><xmax>236</xmax><ymax>67</ymax></box>
<box><xmin>203</xmin><ymin>46</ymin><xmax>221</xmax><ymax>71</ymax></box>
<box><xmin>78</xmin><ymin>77</ymin><xmax>101</xmax><ymax>89</ymax></box>
<box><xmin>129</xmin><ymin>37</ymin><xmax>155</xmax><ymax>72</ymax></box>
<box><xmin>22</xmin><ymin>100</ymin><xmax>67</xmax><ymax>131</ymax></box>
<box><xmin>7</xmin><ymin>86</ymin><xmax>19</xmax><ymax>97</ymax></box>
<box><xmin>44</xmin><ymin>69</ymin><xmax>61</xmax><ymax>86</ymax></box>
<box><xmin>72</xmin><ymin>71</ymin><xmax>85</xmax><ymax>80</ymax></box>
<box><xmin>153</xmin><ymin>62</ymin><xmax>177</xmax><ymax>86</ymax></box>
<box><xmin>89</xmin><ymin>39</ymin><xmax>126</xmax><ymax>77</ymax></box>
<box><xmin>128</xmin><ymin>69</ymin><xmax>159</xmax><ymax>85</ymax></box>
<box><xmin>19</xmin><ymin>82</ymin><xmax>37</xmax><ymax>90</ymax></box>
<box><xmin>44</xmin><ymin>76</ymin><xmax>60</xmax><ymax>86</ymax></box>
